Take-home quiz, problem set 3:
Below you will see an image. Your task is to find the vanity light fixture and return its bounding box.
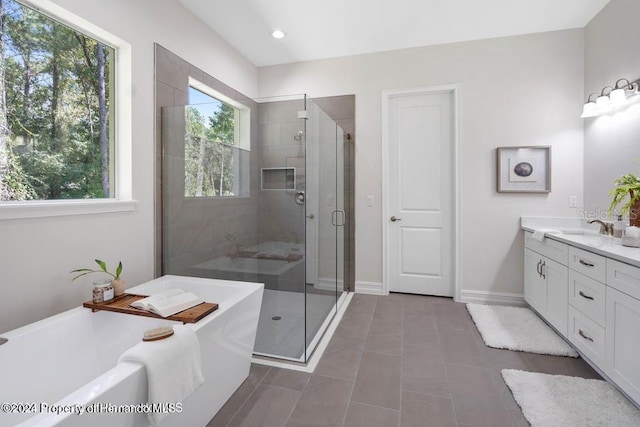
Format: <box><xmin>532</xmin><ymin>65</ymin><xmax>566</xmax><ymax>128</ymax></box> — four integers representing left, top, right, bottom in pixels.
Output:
<box><xmin>582</xmin><ymin>77</ymin><xmax>640</xmax><ymax>118</ymax></box>
<box><xmin>581</xmin><ymin>93</ymin><xmax>599</xmax><ymax>118</ymax></box>
<box><xmin>595</xmin><ymin>86</ymin><xmax>613</xmax><ymax>113</ymax></box>
<box><xmin>271</xmin><ymin>29</ymin><xmax>287</xmax><ymax>39</ymax></box>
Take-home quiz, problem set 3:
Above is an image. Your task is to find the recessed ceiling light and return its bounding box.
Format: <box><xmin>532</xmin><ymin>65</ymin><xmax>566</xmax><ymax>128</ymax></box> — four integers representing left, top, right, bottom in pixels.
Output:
<box><xmin>271</xmin><ymin>29</ymin><xmax>286</xmax><ymax>39</ymax></box>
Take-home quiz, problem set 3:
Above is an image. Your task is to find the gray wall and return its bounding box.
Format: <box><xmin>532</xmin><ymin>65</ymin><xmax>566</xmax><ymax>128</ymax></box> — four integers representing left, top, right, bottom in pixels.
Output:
<box><xmin>155</xmin><ymin>45</ymin><xmax>259</xmax><ymax>277</ymax></box>
<box><xmin>584</xmin><ymin>0</ymin><xmax>640</xmax><ymax>217</ymax></box>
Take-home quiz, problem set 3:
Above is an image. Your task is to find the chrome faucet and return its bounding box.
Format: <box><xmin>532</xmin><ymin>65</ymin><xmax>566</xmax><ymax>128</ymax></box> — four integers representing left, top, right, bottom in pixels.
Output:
<box><xmin>588</xmin><ymin>219</ymin><xmax>614</xmax><ymax>236</ymax></box>
<box><xmin>0</xmin><ymin>337</ymin><xmax>7</xmax><ymax>346</ymax></box>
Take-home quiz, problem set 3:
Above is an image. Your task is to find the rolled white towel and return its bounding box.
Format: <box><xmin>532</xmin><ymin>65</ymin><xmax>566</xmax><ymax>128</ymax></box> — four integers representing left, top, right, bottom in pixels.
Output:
<box><xmin>531</xmin><ymin>228</ymin><xmax>563</xmax><ymax>242</ymax></box>
<box><xmin>118</xmin><ymin>325</ymin><xmax>204</xmax><ymax>426</ymax></box>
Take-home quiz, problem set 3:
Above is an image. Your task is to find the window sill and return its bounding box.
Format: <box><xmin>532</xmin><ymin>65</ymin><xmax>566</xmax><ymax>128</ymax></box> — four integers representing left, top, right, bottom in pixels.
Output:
<box><xmin>0</xmin><ymin>199</ymin><xmax>138</xmax><ymax>221</ymax></box>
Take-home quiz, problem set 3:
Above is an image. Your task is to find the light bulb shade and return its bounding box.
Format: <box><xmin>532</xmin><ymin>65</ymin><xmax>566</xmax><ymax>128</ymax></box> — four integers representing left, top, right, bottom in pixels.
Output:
<box><xmin>610</xmin><ymin>88</ymin><xmax>627</xmax><ymax>105</ymax></box>
<box><xmin>581</xmin><ymin>101</ymin><xmax>598</xmax><ymax>118</ymax></box>
<box><xmin>596</xmin><ymin>95</ymin><xmax>612</xmax><ymax>113</ymax></box>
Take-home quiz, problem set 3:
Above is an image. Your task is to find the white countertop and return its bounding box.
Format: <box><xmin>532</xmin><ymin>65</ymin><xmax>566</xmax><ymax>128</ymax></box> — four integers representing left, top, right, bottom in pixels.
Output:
<box><xmin>521</xmin><ymin>216</ymin><xmax>640</xmax><ymax>268</ymax></box>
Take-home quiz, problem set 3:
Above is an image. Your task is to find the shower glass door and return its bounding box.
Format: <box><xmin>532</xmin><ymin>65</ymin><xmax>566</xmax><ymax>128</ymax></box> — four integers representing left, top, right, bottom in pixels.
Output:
<box><xmin>304</xmin><ymin>97</ymin><xmax>345</xmax><ymax>358</ymax></box>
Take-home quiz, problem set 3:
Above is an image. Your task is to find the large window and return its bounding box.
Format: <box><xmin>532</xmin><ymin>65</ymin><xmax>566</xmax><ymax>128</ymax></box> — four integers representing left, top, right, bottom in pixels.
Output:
<box><xmin>0</xmin><ymin>0</ymin><xmax>115</xmax><ymax>202</ymax></box>
<box><xmin>184</xmin><ymin>79</ymin><xmax>249</xmax><ymax>198</ymax></box>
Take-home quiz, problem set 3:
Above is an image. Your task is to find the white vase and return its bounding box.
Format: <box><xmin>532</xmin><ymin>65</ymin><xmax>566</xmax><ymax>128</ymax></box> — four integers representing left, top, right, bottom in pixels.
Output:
<box><xmin>111</xmin><ymin>278</ymin><xmax>126</xmax><ymax>296</ymax></box>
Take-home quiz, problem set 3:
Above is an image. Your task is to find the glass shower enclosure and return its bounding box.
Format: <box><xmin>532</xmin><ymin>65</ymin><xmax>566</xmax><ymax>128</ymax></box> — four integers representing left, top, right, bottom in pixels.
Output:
<box><xmin>161</xmin><ymin>94</ymin><xmax>347</xmax><ymax>362</ymax></box>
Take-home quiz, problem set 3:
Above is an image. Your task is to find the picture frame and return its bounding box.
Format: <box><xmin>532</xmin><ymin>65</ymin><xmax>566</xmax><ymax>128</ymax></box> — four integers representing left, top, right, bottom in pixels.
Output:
<box><xmin>497</xmin><ymin>146</ymin><xmax>551</xmax><ymax>193</ymax></box>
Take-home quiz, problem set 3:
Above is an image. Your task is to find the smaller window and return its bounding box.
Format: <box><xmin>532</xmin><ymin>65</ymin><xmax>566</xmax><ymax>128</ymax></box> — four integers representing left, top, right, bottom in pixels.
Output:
<box><xmin>184</xmin><ymin>78</ymin><xmax>250</xmax><ymax>198</ymax></box>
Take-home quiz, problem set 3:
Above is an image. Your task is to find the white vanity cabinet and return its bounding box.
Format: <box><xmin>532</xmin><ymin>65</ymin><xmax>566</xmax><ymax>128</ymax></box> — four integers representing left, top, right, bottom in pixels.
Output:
<box><xmin>523</xmin><ymin>233</ymin><xmax>569</xmax><ymax>336</ymax></box>
<box><xmin>523</xmin><ymin>229</ymin><xmax>640</xmax><ymax>406</ymax></box>
<box><xmin>605</xmin><ymin>259</ymin><xmax>640</xmax><ymax>404</ymax></box>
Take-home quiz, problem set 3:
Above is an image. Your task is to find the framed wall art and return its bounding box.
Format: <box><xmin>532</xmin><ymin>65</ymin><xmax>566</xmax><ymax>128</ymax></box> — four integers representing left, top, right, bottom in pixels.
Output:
<box><xmin>497</xmin><ymin>146</ymin><xmax>551</xmax><ymax>193</ymax></box>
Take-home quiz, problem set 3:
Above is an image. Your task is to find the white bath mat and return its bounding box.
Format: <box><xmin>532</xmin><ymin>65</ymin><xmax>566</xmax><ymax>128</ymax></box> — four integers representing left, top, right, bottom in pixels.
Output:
<box><xmin>502</xmin><ymin>369</ymin><xmax>640</xmax><ymax>427</ymax></box>
<box><xmin>466</xmin><ymin>304</ymin><xmax>578</xmax><ymax>357</ymax></box>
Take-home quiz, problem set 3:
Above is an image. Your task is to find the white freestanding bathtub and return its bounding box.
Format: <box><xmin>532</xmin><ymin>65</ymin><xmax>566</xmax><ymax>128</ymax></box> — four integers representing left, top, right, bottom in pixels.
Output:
<box><xmin>0</xmin><ymin>275</ymin><xmax>263</xmax><ymax>427</ymax></box>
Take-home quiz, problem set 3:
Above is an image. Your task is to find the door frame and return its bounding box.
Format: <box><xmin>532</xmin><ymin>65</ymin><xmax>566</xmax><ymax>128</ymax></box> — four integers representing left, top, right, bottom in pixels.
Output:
<box><xmin>381</xmin><ymin>84</ymin><xmax>461</xmax><ymax>301</ymax></box>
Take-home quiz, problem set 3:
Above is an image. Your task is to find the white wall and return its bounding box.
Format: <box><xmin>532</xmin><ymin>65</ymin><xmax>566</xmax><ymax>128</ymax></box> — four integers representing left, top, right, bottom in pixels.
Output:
<box><xmin>258</xmin><ymin>30</ymin><xmax>585</xmax><ymax>298</ymax></box>
<box><xmin>0</xmin><ymin>0</ymin><xmax>257</xmax><ymax>333</ymax></box>
<box><xmin>584</xmin><ymin>0</ymin><xmax>640</xmax><ymax>215</ymax></box>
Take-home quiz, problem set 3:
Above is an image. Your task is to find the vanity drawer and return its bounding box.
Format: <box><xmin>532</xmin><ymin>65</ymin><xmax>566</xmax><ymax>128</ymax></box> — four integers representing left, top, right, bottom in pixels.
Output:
<box><xmin>568</xmin><ymin>270</ymin><xmax>606</xmax><ymax>327</ymax></box>
<box><xmin>568</xmin><ymin>305</ymin><xmax>605</xmax><ymax>366</ymax></box>
<box><xmin>524</xmin><ymin>231</ymin><xmax>569</xmax><ymax>265</ymax></box>
<box><xmin>568</xmin><ymin>246</ymin><xmax>606</xmax><ymax>283</ymax></box>
<box><xmin>607</xmin><ymin>259</ymin><xmax>640</xmax><ymax>301</ymax></box>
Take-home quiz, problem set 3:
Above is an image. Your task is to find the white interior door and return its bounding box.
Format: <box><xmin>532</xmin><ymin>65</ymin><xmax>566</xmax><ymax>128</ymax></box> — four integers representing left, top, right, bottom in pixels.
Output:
<box><xmin>386</xmin><ymin>90</ymin><xmax>453</xmax><ymax>296</ymax></box>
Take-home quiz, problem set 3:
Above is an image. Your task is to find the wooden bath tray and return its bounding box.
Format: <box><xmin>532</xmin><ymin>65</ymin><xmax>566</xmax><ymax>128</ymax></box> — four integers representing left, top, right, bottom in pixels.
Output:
<box><xmin>83</xmin><ymin>293</ymin><xmax>218</xmax><ymax>324</ymax></box>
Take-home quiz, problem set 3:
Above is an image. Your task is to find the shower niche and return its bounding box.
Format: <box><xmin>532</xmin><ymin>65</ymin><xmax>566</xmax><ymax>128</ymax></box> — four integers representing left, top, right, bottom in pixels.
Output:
<box><xmin>157</xmin><ymin>46</ymin><xmax>353</xmax><ymax>363</ymax></box>
<box><xmin>261</xmin><ymin>167</ymin><xmax>296</xmax><ymax>191</ymax></box>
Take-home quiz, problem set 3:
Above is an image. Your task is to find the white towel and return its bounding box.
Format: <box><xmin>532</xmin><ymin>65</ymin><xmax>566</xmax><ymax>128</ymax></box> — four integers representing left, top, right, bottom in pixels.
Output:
<box><xmin>531</xmin><ymin>228</ymin><xmax>563</xmax><ymax>241</ymax></box>
<box><xmin>118</xmin><ymin>325</ymin><xmax>204</xmax><ymax>426</ymax></box>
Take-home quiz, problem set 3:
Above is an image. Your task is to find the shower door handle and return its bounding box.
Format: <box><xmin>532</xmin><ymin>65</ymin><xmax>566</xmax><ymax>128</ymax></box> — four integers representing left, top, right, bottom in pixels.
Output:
<box><xmin>331</xmin><ymin>210</ymin><xmax>345</xmax><ymax>226</ymax></box>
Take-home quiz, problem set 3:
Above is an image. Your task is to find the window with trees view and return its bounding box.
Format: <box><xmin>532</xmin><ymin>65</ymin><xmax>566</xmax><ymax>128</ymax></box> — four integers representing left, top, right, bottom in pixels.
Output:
<box><xmin>0</xmin><ymin>0</ymin><xmax>114</xmax><ymax>202</ymax></box>
<box><xmin>185</xmin><ymin>84</ymin><xmax>249</xmax><ymax>198</ymax></box>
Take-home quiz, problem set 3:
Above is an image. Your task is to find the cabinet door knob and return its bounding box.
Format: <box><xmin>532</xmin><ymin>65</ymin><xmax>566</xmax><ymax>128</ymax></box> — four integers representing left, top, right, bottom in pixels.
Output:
<box><xmin>540</xmin><ymin>261</ymin><xmax>546</xmax><ymax>280</ymax></box>
<box><xmin>579</xmin><ymin>291</ymin><xmax>594</xmax><ymax>301</ymax></box>
<box><xmin>536</xmin><ymin>260</ymin><xmax>542</xmax><ymax>276</ymax></box>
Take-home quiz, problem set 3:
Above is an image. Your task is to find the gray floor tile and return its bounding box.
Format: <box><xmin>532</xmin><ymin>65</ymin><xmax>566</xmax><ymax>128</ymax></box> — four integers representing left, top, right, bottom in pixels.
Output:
<box><xmin>348</xmin><ymin>294</ymin><xmax>378</xmax><ymax>314</ymax></box>
<box><xmin>207</xmin><ymin>295</ymin><xmax>606</xmax><ymax>427</ymax></box>
<box><xmin>401</xmin><ymin>391</ymin><xmax>456</xmax><ymax>427</ymax></box>
<box><xmin>364</xmin><ymin>332</ymin><xmax>402</xmax><ymax>355</ymax></box>
<box><xmin>334</xmin><ymin>310</ymin><xmax>373</xmax><ymax>339</ymax></box>
<box><xmin>433</xmin><ymin>300</ymin><xmax>475</xmax><ymax>331</ymax></box>
<box><xmin>403</xmin><ymin>326</ymin><xmax>440</xmax><ymax>350</ymax></box>
<box><xmin>351</xmin><ymin>351</ymin><xmax>402</xmax><ymax>410</ymax></box>
<box><xmin>438</xmin><ymin>327</ymin><xmax>485</xmax><ymax>366</ymax></box>
<box><xmin>314</xmin><ymin>335</ymin><xmax>364</xmax><ymax>380</ymax></box>
<box><xmin>286</xmin><ymin>375</ymin><xmax>353</xmax><ymax>426</ymax></box>
<box><xmin>368</xmin><ymin>318</ymin><xmax>403</xmax><ymax>336</ymax></box>
<box><xmin>207</xmin><ymin>364</ymin><xmax>271</xmax><ymax>427</ymax></box>
<box><xmin>343</xmin><ymin>402</ymin><xmax>400</xmax><ymax>427</ymax></box>
<box><xmin>402</xmin><ymin>346</ymin><xmax>449</xmax><ymax>398</ymax></box>
<box><xmin>450</xmin><ymin>392</ymin><xmax>518</xmax><ymax>427</ymax></box>
<box><xmin>263</xmin><ymin>367</ymin><xmax>311</xmax><ymax>391</ymax></box>
<box><xmin>227</xmin><ymin>384</ymin><xmax>300</xmax><ymax>427</ymax></box>
<box><xmin>403</xmin><ymin>312</ymin><xmax>436</xmax><ymax>330</ymax></box>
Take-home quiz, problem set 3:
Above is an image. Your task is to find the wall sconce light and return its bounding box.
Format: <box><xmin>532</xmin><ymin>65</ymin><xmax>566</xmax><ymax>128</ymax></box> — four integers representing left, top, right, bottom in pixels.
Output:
<box><xmin>581</xmin><ymin>78</ymin><xmax>639</xmax><ymax>118</ymax></box>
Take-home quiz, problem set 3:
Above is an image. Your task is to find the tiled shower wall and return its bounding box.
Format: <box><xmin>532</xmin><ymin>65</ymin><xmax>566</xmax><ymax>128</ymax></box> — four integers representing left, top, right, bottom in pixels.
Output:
<box><xmin>256</xmin><ymin>99</ymin><xmax>306</xmax><ymax>246</ymax></box>
<box><xmin>154</xmin><ymin>45</ymin><xmax>259</xmax><ymax>277</ymax></box>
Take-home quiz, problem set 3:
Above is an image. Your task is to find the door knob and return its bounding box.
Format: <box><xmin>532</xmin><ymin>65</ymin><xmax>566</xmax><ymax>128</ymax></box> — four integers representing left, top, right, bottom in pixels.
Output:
<box><xmin>390</xmin><ymin>216</ymin><xmax>402</xmax><ymax>222</ymax></box>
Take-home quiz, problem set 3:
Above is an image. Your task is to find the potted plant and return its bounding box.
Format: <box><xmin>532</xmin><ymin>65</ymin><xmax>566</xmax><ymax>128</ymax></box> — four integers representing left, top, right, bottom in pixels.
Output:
<box><xmin>608</xmin><ymin>173</ymin><xmax>640</xmax><ymax>227</ymax></box>
<box><xmin>71</xmin><ymin>259</ymin><xmax>126</xmax><ymax>296</ymax></box>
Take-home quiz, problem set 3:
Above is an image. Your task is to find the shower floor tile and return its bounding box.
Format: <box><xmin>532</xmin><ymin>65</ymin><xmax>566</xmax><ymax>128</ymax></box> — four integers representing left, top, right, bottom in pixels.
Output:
<box><xmin>254</xmin><ymin>289</ymin><xmax>337</xmax><ymax>360</ymax></box>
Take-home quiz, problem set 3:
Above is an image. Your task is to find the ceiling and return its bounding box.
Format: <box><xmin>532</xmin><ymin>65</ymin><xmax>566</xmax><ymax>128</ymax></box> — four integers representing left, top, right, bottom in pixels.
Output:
<box><xmin>178</xmin><ymin>0</ymin><xmax>610</xmax><ymax>67</ymax></box>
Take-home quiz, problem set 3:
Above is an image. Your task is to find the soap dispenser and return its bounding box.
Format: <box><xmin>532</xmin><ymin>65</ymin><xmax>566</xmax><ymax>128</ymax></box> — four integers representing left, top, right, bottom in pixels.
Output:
<box><xmin>614</xmin><ymin>215</ymin><xmax>625</xmax><ymax>238</ymax></box>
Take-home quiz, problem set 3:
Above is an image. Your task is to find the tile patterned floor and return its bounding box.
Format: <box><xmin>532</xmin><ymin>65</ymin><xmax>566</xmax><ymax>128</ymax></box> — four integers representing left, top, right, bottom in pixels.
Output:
<box><xmin>208</xmin><ymin>293</ymin><xmax>601</xmax><ymax>427</ymax></box>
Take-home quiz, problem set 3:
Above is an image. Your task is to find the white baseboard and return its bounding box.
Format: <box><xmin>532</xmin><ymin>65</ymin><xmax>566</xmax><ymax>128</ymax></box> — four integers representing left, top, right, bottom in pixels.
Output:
<box><xmin>355</xmin><ymin>281</ymin><xmax>385</xmax><ymax>295</ymax></box>
<box><xmin>315</xmin><ymin>278</ymin><xmax>344</xmax><ymax>292</ymax></box>
<box><xmin>459</xmin><ymin>289</ymin><xmax>525</xmax><ymax>306</ymax></box>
